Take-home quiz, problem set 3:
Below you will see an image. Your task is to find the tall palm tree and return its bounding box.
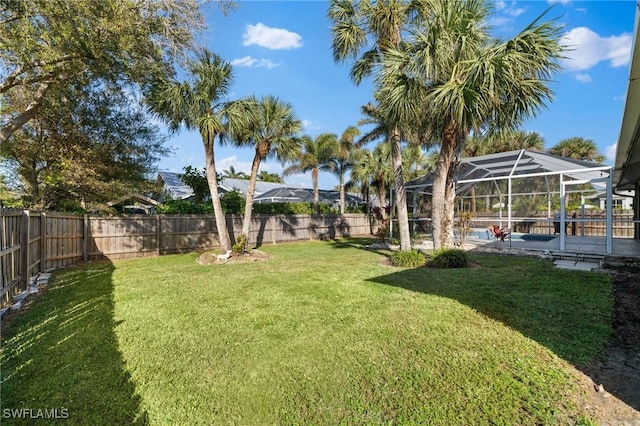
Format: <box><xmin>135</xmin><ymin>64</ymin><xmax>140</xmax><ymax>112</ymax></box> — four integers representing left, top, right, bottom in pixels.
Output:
<box><xmin>331</xmin><ymin>125</ymin><xmax>362</xmax><ymax>214</ymax></box>
<box><xmin>284</xmin><ymin>133</ymin><xmax>338</xmax><ymax>215</ymax></box>
<box><xmin>549</xmin><ymin>137</ymin><xmax>604</xmax><ymax>163</ymax></box>
<box><xmin>221</xmin><ymin>166</ymin><xmax>249</xmax><ymax>180</ymax></box>
<box><xmin>377</xmin><ymin>0</ymin><xmax>563</xmax><ymax>248</ymax></box>
<box><xmin>233</xmin><ymin>95</ymin><xmax>302</xmax><ymax>237</ymax></box>
<box><xmin>146</xmin><ymin>49</ymin><xmax>252</xmax><ymax>252</ymax></box>
<box><xmin>350</xmin><ymin>143</ymin><xmax>393</xmax><ymax>217</ymax></box>
<box><xmin>329</xmin><ymin>0</ymin><xmax>426</xmax><ymax>251</ymax></box>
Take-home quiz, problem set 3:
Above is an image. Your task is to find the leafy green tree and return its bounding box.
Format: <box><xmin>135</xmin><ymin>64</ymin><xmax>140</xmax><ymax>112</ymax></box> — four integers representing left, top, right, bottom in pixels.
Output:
<box><xmin>284</xmin><ymin>134</ymin><xmax>338</xmax><ymax>215</ymax></box>
<box><xmin>331</xmin><ymin>126</ymin><xmax>362</xmax><ymax>214</ymax></box>
<box><xmin>329</xmin><ymin>0</ymin><xmax>421</xmax><ymax>251</ymax></box>
<box><xmin>1</xmin><ymin>81</ymin><xmax>167</xmax><ymax>210</ymax></box>
<box><xmin>146</xmin><ymin>50</ymin><xmax>253</xmax><ymax>252</ymax></box>
<box><xmin>549</xmin><ymin>137</ymin><xmax>604</xmax><ymax>163</ymax></box>
<box><xmin>0</xmin><ymin>0</ymin><xmax>236</xmax><ymax>144</ymax></box>
<box><xmin>231</xmin><ymin>95</ymin><xmax>302</xmax><ymax>236</ymax></box>
<box><xmin>376</xmin><ymin>0</ymin><xmax>563</xmax><ymax>248</ymax></box>
<box><xmin>179</xmin><ymin>166</ymin><xmax>210</xmax><ymax>204</ymax></box>
<box><xmin>220</xmin><ymin>189</ymin><xmax>245</xmax><ymax>214</ymax></box>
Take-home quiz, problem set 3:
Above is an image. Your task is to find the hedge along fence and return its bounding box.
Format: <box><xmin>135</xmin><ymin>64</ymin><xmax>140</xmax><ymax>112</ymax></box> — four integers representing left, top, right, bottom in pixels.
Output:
<box><xmin>0</xmin><ymin>211</ymin><xmax>379</xmax><ymax>308</ymax></box>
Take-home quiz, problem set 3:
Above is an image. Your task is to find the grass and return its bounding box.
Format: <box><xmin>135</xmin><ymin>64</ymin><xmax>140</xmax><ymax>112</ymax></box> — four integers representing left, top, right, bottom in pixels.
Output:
<box><xmin>1</xmin><ymin>238</ymin><xmax>613</xmax><ymax>425</ymax></box>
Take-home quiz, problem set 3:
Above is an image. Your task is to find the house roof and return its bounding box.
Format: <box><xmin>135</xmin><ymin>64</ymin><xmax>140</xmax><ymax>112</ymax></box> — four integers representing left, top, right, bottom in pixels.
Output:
<box><xmin>157</xmin><ymin>172</ymin><xmax>304</xmax><ymax>201</ymax></box>
<box><xmin>219</xmin><ymin>178</ymin><xmax>302</xmax><ymax>196</ymax></box>
<box><xmin>406</xmin><ymin>149</ymin><xmax>611</xmax><ymax>195</ymax></box>
<box><xmin>107</xmin><ymin>192</ymin><xmax>160</xmax><ymax>207</ymax></box>
<box><xmin>157</xmin><ymin>172</ymin><xmax>194</xmax><ymax>200</ymax></box>
<box><xmin>614</xmin><ymin>7</ymin><xmax>640</xmax><ymax>190</ymax></box>
<box><xmin>254</xmin><ymin>188</ymin><xmax>363</xmax><ymax>204</ymax></box>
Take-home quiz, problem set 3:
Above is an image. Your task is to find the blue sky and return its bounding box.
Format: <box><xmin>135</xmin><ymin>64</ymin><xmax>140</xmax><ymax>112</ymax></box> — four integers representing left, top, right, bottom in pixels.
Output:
<box><xmin>156</xmin><ymin>0</ymin><xmax>636</xmax><ymax>190</ymax></box>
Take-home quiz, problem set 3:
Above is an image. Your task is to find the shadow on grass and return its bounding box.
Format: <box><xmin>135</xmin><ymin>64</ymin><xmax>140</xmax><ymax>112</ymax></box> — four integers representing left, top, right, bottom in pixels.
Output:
<box><xmin>366</xmin><ymin>253</ymin><xmax>613</xmax><ymax>372</ymax></box>
<box><xmin>0</xmin><ymin>261</ymin><xmax>147</xmax><ymax>425</ymax></box>
<box><xmin>327</xmin><ymin>237</ymin><xmax>380</xmax><ymax>250</ymax></box>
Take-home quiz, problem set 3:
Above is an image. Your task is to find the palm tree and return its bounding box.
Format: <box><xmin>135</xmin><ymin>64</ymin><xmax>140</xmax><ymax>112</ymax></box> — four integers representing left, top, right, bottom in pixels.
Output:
<box><xmin>377</xmin><ymin>0</ymin><xmax>563</xmax><ymax>248</ymax></box>
<box><xmin>258</xmin><ymin>170</ymin><xmax>283</xmax><ymax>183</ymax></box>
<box><xmin>146</xmin><ymin>49</ymin><xmax>252</xmax><ymax>252</ymax></box>
<box><xmin>233</xmin><ymin>95</ymin><xmax>302</xmax><ymax>237</ymax></box>
<box><xmin>221</xmin><ymin>166</ymin><xmax>249</xmax><ymax>180</ymax></box>
<box><xmin>284</xmin><ymin>133</ymin><xmax>338</xmax><ymax>215</ymax></box>
<box><xmin>329</xmin><ymin>0</ymin><xmax>425</xmax><ymax>251</ymax></box>
<box><xmin>350</xmin><ymin>143</ymin><xmax>393</xmax><ymax>217</ymax></box>
<box><xmin>549</xmin><ymin>137</ymin><xmax>604</xmax><ymax>163</ymax></box>
<box><xmin>331</xmin><ymin>126</ymin><xmax>362</xmax><ymax>214</ymax></box>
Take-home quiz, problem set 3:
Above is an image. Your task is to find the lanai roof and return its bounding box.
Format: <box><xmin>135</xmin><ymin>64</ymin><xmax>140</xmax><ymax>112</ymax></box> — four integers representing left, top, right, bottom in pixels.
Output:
<box><xmin>406</xmin><ymin>149</ymin><xmax>611</xmax><ymax>194</ymax></box>
<box><xmin>614</xmin><ymin>7</ymin><xmax>640</xmax><ymax>190</ymax></box>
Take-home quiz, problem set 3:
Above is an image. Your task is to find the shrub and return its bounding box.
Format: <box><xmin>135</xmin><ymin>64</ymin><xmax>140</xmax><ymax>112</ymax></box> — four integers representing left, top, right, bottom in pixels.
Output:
<box><xmin>233</xmin><ymin>233</ymin><xmax>248</xmax><ymax>253</ymax></box>
<box><xmin>391</xmin><ymin>250</ymin><xmax>426</xmax><ymax>268</ymax></box>
<box><xmin>428</xmin><ymin>248</ymin><xmax>468</xmax><ymax>268</ymax></box>
<box><xmin>253</xmin><ymin>202</ymin><xmax>334</xmax><ymax>215</ymax></box>
<box><xmin>220</xmin><ymin>190</ymin><xmax>245</xmax><ymax>214</ymax></box>
<box><xmin>157</xmin><ymin>200</ymin><xmax>213</xmax><ymax>214</ymax></box>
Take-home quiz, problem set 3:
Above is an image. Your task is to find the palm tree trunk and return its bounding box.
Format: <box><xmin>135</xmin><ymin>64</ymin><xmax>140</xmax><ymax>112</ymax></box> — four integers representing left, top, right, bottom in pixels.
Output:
<box><xmin>242</xmin><ymin>152</ymin><xmax>261</xmax><ymax>237</ymax></box>
<box><xmin>312</xmin><ymin>167</ymin><xmax>320</xmax><ymax>215</ymax></box>
<box><xmin>378</xmin><ymin>188</ymin><xmax>387</xmax><ymax>219</ymax></box>
<box><xmin>390</xmin><ymin>126</ymin><xmax>411</xmax><ymax>251</ymax></box>
<box><xmin>433</xmin><ymin>124</ymin><xmax>465</xmax><ymax>249</ymax></box>
<box><xmin>203</xmin><ymin>140</ymin><xmax>231</xmax><ymax>251</ymax></box>
<box><xmin>339</xmin><ymin>171</ymin><xmax>345</xmax><ymax>215</ymax></box>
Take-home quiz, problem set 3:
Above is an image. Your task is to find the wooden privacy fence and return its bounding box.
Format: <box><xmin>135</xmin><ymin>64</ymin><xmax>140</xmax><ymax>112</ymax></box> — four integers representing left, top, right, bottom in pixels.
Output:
<box><xmin>0</xmin><ymin>211</ymin><xmax>377</xmax><ymax>307</ymax></box>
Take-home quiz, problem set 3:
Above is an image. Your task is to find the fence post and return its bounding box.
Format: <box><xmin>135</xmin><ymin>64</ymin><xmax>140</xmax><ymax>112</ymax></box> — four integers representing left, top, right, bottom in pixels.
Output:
<box><xmin>20</xmin><ymin>209</ymin><xmax>31</xmax><ymax>285</ymax></box>
<box><xmin>271</xmin><ymin>215</ymin><xmax>276</xmax><ymax>245</ymax></box>
<box><xmin>0</xmin><ymin>201</ymin><xmax>4</xmax><ymax>290</ymax></box>
<box><xmin>83</xmin><ymin>214</ymin><xmax>89</xmax><ymax>262</ymax></box>
<box><xmin>156</xmin><ymin>215</ymin><xmax>161</xmax><ymax>256</ymax></box>
<box><xmin>40</xmin><ymin>212</ymin><xmax>47</xmax><ymax>271</ymax></box>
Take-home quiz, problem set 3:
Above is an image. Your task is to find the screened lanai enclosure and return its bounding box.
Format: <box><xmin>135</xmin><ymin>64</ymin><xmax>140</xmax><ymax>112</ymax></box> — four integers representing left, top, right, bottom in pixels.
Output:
<box><xmin>404</xmin><ymin>149</ymin><xmax>619</xmax><ymax>253</ymax></box>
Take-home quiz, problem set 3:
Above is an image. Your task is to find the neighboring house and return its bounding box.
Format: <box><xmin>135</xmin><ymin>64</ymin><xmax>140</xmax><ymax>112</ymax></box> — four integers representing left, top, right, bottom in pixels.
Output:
<box><xmin>254</xmin><ymin>188</ymin><xmax>364</xmax><ymax>210</ymax></box>
<box><xmin>107</xmin><ymin>192</ymin><xmax>160</xmax><ymax>214</ymax></box>
<box><xmin>593</xmin><ymin>191</ymin><xmax>634</xmax><ymax>211</ymax></box>
<box><xmin>157</xmin><ymin>172</ymin><xmax>195</xmax><ymax>202</ymax></box>
<box><xmin>156</xmin><ymin>172</ymin><xmax>304</xmax><ymax>202</ymax></box>
<box><xmin>218</xmin><ymin>178</ymin><xmax>303</xmax><ymax>197</ymax></box>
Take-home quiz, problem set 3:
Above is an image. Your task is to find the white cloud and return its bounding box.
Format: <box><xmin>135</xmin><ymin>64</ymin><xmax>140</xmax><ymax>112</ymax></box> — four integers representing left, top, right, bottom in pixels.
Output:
<box><xmin>605</xmin><ymin>143</ymin><xmax>617</xmax><ymax>163</ymax></box>
<box><xmin>560</xmin><ymin>27</ymin><xmax>632</xmax><ymax>71</ymax></box>
<box><xmin>242</xmin><ymin>23</ymin><xmax>302</xmax><ymax>50</ymax></box>
<box><xmin>302</xmin><ymin>119</ymin><xmax>322</xmax><ymax>131</ymax></box>
<box><xmin>548</xmin><ymin>0</ymin><xmax>571</xmax><ymax>4</ymax></box>
<box><xmin>231</xmin><ymin>56</ymin><xmax>278</xmax><ymax>69</ymax></box>
<box><xmin>575</xmin><ymin>73</ymin><xmax>592</xmax><ymax>83</ymax></box>
<box><xmin>217</xmin><ymin>156</ymin><xmax>285</xmax><ymax>177</ymax></box>
<box><xmin>495</xmin><ymin>0</ymin><xmax>506</xmax><ymax>10</ymax></box>
<box><xmin>218</xmin><ymin>155</ymin><xmax>252</xmax><ymax>174</ymax></box>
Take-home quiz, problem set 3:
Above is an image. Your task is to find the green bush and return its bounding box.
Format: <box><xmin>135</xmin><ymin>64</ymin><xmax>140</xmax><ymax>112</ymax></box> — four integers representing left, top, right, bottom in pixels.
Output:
<box><xmin>220</xmin><ymin>190</ymin><xmax>245</xmax><ymax>214</ymax></box>
<box><xmin>391</xmin><ymin>250</ymin><xmax>426</xmax><ymax>268</ymax></box>
<box><xmin>428</xmin><ymin>248</ymin><xmax>468</xmax><ymax>268</ymax></box>
<box><xmin>253</xmin><ymin>202</ymin><xmax>334</xmax><ymax>215</ymax></box>
<box><xmin>157</xmin><ymin>200</ymin><xmax>213</xmax><ymax>214</ymax></box>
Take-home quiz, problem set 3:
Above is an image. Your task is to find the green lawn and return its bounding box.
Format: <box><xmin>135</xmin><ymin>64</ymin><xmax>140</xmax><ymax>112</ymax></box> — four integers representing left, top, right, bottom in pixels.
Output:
<box><xmin>1</xmin><ymin>239</ymin><xmax>613</xmax><ymax>425</ymax></box>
